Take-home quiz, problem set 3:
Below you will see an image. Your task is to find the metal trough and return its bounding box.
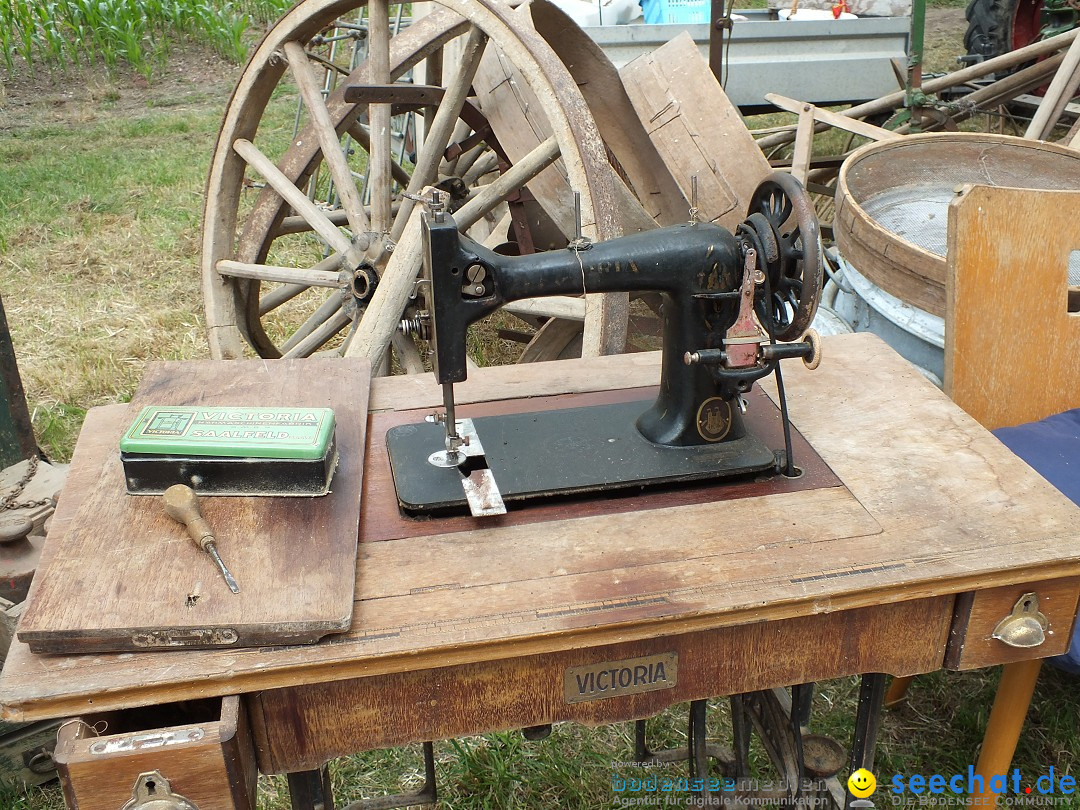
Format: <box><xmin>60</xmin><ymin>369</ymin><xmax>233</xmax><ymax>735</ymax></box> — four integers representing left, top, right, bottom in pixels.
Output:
<box><xmin>583</xmin><ymin>11</ymin><xmax>910</xmax><ymax>109</ymax></box>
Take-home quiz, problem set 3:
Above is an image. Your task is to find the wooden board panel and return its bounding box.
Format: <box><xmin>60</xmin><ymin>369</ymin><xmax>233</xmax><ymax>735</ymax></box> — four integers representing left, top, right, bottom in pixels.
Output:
<box><xmin>250</xmin><ymin>596</ymin><xmax>952</xmax><ymax>773</ymax></box>
<box><xmin>16</xmin><ymin>358</ymin><xmax>370</xmax><ymax>654</ymax></box>
<box><xmin>619</xmin><ymin>32</ymin><xmax>771</xmax><ymax>232</ymax></box>
<box><xmin>527</xmin><ymin>0</ymin><xmax>688</xmax><ymax>228</ymax></box>
<box><xmin>3</xmin><ymin>335</ymin><xmax>1080</xmax><ymax>721</ymax></box>
<box><xmin>945</xmin><ymin>185</ymin><xmax>1080</xmax><ymax>429</ymax></box>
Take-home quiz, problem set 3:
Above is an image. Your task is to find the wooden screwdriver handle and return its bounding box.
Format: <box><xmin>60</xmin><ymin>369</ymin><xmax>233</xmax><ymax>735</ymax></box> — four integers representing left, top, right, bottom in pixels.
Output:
<box><xmin>162</xmin><ymin>484</ymin><xmax>215</xmax><ymax>552</ymax></box>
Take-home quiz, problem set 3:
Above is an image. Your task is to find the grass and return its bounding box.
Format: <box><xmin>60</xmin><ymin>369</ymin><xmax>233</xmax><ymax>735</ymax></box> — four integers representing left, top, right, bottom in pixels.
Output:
<box><xmin>0</xmin><ymin>0</ymin><xmax>295</xmax><ymax>76</ymax></box>
<box><xmin>1</xmin><ymin>4</ymin><xmax>1080</xmax><ymax>809</ymax></box>
<box><xmin>0</xmin><ymin>102</ymin><xmax>219</xmax><ymax>458</ymax></box>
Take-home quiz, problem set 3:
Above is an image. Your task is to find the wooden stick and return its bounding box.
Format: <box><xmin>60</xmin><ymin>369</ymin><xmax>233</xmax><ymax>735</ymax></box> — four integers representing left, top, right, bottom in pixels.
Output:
<box><xmin>391</xmin><ymin>331</ymin><xmax>426</xmax><ymax>374</ymax></box>
<box><xmin>216</xmin><ymin>260</ymin><xmax>341</xmax><ymax>288</ymax></box>
<box><xmin>344</xmin><ymin>203</ymin><xmax>427</xmax><ymax>363</ymax></box>
<box><xmin>1026</xmin><ymin>35</ymin><xmax>1080</xmax><ymax>139</ymax></box>
<box><xmin>972</xmin><ymin>660</ymin><xmax>1043</xmax><ymax>807</ymax></box>
<box><xmin>1067</xmin><ymin>117</ymin><xmax>1080</xmax><ymax>148</ymax></box>
<box><xmin>462</xmin><ymin>150</ymin><xmax>500</xmax><ymax>186</ymax></box>
<box><xmin>259</xmin><ymin>283</ymin><xmax>307</xmax><ymax>316</ymax></box>
<box><xmin>278</xmin><ymin>203</ymin><xmax>402</xmax><ymax>236</ymax></box>
<box><xmin>285</xmin><ymin>41</ymin><xmax>371</xmax><ymax>238</ymax></box>
<box><xmin>892</xmin><ymin>52</ymin><xmax>1067</xmax><ymax>135</ymax></box>
<box><xmin>367</xmin><ymin>0</ymin><xmax>393</xmax><ymax>242</ymax></box>
<box><xmin>258</xmin><ymin>254</ymin><xmax>342</xmax><ymax>315</ymax></box>
<box><xmin>232</xmin><ymin>139</ymin><xmax>351</xmax><ymax>257</ymax></box>
<box><xmin>757</xmin><ymin>27</ymin><xmax>1080</xmax><ymax>150</ymax></box>
<box><xmin>790</xmin><ymin>104</ymin><xmax>816</xmax><ymax>186</ymax></box>
<box><xmin>503</xmin><ymin>297</ymin><xmax>587</xmax><ymax>321</ymax></box>
<box><xmin>768</xmin><ymin>94</ymin><xmax>903</xmax><ymax>142</ymax></box>
<box><xmin>944</xmin><ymin>53</ymin><xmax>1066</xmax><ymax>121</ymax></box>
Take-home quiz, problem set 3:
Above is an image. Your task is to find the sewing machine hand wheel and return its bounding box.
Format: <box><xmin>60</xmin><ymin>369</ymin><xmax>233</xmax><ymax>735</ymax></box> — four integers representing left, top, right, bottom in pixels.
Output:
<box><xmin>741</xmin><ymin>173</ymin><xmax>823</xmax><ymax>342</ymax></box>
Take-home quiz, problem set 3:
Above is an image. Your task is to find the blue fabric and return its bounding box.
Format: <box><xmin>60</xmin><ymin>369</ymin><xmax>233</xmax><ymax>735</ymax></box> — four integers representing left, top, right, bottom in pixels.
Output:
<box><xmin>993</xmin><ymin>409</ymin><xmax>1080</xmax><ymax>674</ymax></box>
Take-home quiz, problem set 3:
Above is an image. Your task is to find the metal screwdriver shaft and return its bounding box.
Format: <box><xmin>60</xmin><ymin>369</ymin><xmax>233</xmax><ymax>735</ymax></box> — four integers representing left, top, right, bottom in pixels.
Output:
<box><xmin>162</xmin><ymin>485</ymin><xmax>241</xmax><ymax>594</ymax></box>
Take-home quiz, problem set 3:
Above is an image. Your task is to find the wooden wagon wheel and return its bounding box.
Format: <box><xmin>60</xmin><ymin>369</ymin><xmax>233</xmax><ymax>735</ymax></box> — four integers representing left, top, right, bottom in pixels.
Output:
<box><xmin>201</xmin><ymin>0</ymin><xmax>624</xmax><ymax>368</ymax></box>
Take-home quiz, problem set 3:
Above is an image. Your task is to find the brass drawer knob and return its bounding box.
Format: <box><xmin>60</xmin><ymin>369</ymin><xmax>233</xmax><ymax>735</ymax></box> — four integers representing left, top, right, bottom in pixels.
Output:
<box><xmin>992</xmin><ymin>592</ymin><xmax>1048</xmax><ymax>649</ymax></box>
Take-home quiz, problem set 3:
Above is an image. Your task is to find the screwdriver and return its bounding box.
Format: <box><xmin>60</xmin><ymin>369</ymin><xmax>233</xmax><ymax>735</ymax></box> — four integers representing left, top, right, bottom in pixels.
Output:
<box><xmin>162</xmin><ymin>484</ymin><xmax>241</xmax><ymax>594</ymax></box>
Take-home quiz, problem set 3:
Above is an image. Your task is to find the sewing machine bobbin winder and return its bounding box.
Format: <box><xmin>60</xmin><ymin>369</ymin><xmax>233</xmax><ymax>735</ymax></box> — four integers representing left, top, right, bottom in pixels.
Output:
<box><xmin>387</xmin><ymin>174</ymin><xmax>825</xmax><ymax>517</ymax></box>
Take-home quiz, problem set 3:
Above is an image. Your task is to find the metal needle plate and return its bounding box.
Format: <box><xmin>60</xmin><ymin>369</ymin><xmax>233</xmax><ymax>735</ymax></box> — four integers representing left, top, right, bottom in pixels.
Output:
<box><xmin>386</xmin><ymin>399</ymin><xmax>777</xmax><ymax>515</ymax></box>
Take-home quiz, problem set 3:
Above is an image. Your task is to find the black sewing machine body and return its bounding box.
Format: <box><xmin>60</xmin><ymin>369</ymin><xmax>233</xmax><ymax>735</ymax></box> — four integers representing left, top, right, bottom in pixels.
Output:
<box><xmin>425</xmin><ymin>216</ymin><xmax>760</xmax><ymax>447</ymax></box>
<box><xmin>387</xmin><ymin>175</ymin><xmax>822</xmax><ymax>516</ymax></box>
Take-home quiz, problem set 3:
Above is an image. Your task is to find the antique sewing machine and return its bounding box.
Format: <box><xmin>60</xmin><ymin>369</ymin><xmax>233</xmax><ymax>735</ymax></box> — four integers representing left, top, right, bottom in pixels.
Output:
<box><xmin>387</xmin><ymin>174</ymin><xmax>825</xmax><ymax>517</ymax></box>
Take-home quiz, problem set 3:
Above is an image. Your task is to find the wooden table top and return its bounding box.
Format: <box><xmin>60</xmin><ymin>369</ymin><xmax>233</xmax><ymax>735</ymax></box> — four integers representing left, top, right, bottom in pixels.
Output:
<box><xmin>3</xmin><ymin>333</ymin><xmax>1080</xmax><ymax>722</ymax></box>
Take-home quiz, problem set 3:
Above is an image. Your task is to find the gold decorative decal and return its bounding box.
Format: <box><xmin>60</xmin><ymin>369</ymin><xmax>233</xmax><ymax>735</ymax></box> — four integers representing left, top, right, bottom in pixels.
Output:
<box><xmin>564</xmin><ymin>653</ymin><xmax>678</xmax><ymax>703</ymax></box>
<box><xmin>696</xmin><ymin>397</ymin><xmax>733</xmax><ymax>442</ymax></box>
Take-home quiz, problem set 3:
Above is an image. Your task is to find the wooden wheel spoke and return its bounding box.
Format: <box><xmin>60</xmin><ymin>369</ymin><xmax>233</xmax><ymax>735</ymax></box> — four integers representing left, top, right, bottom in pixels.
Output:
<box><xmin>391</xmin><ymin>26</ymin><xmax>488</xmax><ymax>242</ymax></box>
<box><xmin>258</xmin><ymin>254</ymin><xmax>343</xmax><ymax>315</ymax></box>
<box><xmin>282</xmin><ymin>309</ymin><xmax>353</xmax><ymax>359</ymax></box>
<box><xmin>232</xmin><ymin>138</ymin><xmax>352</xmax><ymax>257</ymax></box>
<box><xmin>462</xmin><ymin>150</ymin><xmax>499</xmax><ymax>186</ymax></box>
<box><xmin>259</xmin><ymin>283</ymin><xmax>307</xmax><ymax>316</ymax></box>
<box><xmin>367</xmin><ymin>0</ymin><xmax>393</xmax><ymax>238</ymax></box>
<box><xmin>285</xmin><ymin>40</ymin><xmax>371</xmax><ymax>237</ymax></box>
<box><xmin>454</xmin><ymin>136</ymin><xmax>559</xmax><ymax>230</ymax></box>
<box><xmin>391</xmin><ymin>331</ymin><xmax>425</xmax><ymax>374</ymax></box>
<box><xmin>217</xmin><ymin>260</ymin><xmax>340</xmax><ymax>288</ymax></box>
<box><xmin>280</xmin><ymin>293</ymin><xmax>347</xmax><ymax>355</ymax></box>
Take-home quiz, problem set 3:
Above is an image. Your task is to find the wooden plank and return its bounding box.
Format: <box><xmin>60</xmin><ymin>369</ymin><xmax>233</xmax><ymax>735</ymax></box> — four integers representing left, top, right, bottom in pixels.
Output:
<box><xmin>16</xmin><ymin>358</ymin><xmax>370</xmax><ymax>654</ymax></box>
<box><xmin>3</xmin><ymin>335</ymin><xmax>1080</xmax><ymax>721</ymax></box>
<box><xmin>249</xmin><ymin>596</ymin><xmax>952</xmax><ymax>772</ymax></box>
<box><xmin>944</xmin><ymin>186</ymin><xmax>1080</xmax><ymax>428</ymax></box>
<box><xmin>620</xmin><ymin>32</ymin><xmax>771</xmax><ymax>232</ymax></box>
<box><xmin>791</xmin><ymin>104</ymin><xmax>816</xmax><ymax>186</ymax></box>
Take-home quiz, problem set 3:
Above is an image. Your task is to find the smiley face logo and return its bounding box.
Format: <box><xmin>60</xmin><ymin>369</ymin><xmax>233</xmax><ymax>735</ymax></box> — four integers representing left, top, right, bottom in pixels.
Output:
<box><xmin>848</xmin><ymin>768</ymin><xmax>877</xmax><ymax>798</ymax></box>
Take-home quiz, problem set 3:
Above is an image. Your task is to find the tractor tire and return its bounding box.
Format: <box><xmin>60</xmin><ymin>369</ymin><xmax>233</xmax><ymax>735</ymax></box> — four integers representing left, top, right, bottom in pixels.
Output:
<box><xmin>964</xmin><ymin>0</ymin><xmax>1045</xmax><ymax>64</ymax></box>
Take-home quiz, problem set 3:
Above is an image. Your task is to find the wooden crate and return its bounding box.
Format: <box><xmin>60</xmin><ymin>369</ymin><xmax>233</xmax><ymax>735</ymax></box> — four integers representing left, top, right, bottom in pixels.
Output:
<box><xmin>54</xmin><ymin>695</ymin><xmax>256</xmax><ymax>809</ymax></box>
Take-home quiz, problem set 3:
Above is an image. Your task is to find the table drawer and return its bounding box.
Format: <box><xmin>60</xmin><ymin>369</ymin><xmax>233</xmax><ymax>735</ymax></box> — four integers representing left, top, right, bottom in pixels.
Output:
<box><xmin>54</xmin><ymin>695</ymin><xmax>256</xmax><ymax>810</ymax></box>
<box><xmin>945</xmin><ymin>577</ymin><xmax>1080</xmax><ymax>670</ymax></box>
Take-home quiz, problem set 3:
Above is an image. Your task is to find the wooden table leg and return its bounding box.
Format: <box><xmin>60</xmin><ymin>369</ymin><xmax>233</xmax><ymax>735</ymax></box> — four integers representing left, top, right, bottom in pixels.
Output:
<box><xmin>972</xmin><ymin>660</ymin><xmax>1043</xmax><ymax>806</ymax></box>
<box><xmin>288</xmin><ymin>765</ymin><xmax>335</xmax><ymax>810</ymax></box>
<box><xmin>884</xmin><ymin>675</ymin><xmax>914</xmax><ymax>708</ymax></box>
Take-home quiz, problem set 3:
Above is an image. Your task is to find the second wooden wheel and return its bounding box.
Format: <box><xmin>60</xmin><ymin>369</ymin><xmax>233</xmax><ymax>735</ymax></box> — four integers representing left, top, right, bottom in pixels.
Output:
<box><xmin>201</xmin><ymin>0</ymin><xmax>626</xmax><ymax>369</ymax></box>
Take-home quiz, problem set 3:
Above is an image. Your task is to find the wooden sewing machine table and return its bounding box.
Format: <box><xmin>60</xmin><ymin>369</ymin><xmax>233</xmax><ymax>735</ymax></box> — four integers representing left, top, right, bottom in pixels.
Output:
<box><xmin>2</xmin><ymin>333</ymin><xmax>1079</xmax><ymax>808</ymax></box>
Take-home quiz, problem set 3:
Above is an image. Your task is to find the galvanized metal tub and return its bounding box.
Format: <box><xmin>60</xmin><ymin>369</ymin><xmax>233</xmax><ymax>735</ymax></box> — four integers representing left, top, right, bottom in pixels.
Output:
<box><xmin>827</xmin><ymin>257</ymin><xmax>945</xmax><ymax>386</ymax></box>
<box><xmin>834</xmin><ymin>133</ymin><xmax>1080</xmax><ymax>318</ymax></box>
